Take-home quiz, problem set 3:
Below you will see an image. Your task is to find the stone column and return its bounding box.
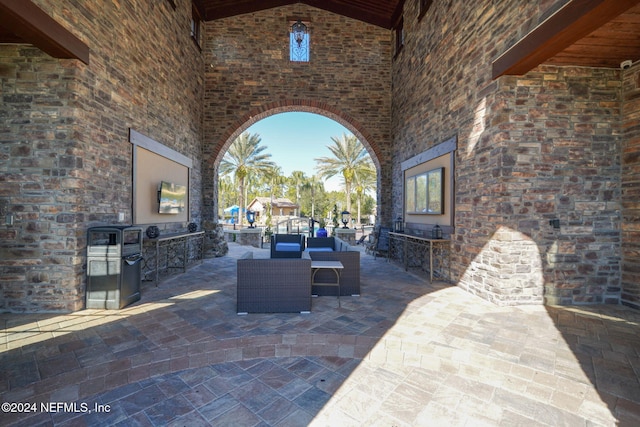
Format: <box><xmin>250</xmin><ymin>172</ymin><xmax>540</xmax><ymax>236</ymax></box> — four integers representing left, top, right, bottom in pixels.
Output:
<box><xmin>239</xmin><ymin>228</ymin><xmax>262</xmax><ymax>248</ymax></box>
<box><xmin>203</xmin><ymin>221</ymin><xmax>228</xmax><ymax>257</ymax></box>
<box><xmin>335</xmin><ymin>228</ymin><xmax>356</xmax><ymax>245</ymax></box>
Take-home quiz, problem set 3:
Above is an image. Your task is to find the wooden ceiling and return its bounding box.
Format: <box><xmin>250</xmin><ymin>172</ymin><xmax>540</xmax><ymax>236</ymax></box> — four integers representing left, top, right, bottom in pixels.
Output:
<box><xmin>546</xmin><ymin>2</ymin><xmax>640</xmax><ymax>68</ymax></box>
<box><xmin>493</xmin><ymin>0</ymin><xmax>640</xmax><ymax>77</ymax></box>
<box><xmin>0</xmin><ymin>0</ymin><xmax>639</xmax><ymax>76</ymax></box>
<box><xmin>196</xmin><ymin>0</ymin><xmax>640</xmax><ymax>77</ymax></box>
<box><xmin>0</xmin><ymin>0</ymin><xmax>89</xmax><ymax>64</ymax></box>
<box><xmin>194</xmin><ymin>0</ymin><xmax>404</xmax><ymax>29</ymax></box>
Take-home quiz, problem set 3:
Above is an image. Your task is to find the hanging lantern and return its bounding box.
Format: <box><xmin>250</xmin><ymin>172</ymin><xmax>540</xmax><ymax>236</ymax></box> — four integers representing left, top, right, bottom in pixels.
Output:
<box><xmin>291</xmin><ymin>20</ymin><xmax>307</xmax><ymax>48</ymax></box>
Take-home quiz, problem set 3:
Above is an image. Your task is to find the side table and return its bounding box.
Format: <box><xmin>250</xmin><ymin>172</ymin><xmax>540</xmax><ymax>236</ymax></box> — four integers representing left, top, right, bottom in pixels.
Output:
<box><xmin>310</xmin><ymin>260</ymin><xmax>344</xmax><ymax>307</ymax></box>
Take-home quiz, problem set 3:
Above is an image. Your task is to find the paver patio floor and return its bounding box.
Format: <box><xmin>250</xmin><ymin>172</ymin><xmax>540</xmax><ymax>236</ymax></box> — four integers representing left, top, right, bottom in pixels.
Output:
<box><xmin>1</xmin><ymin>243</ymin><xmax>639</xmax><ymax>426</ymax></box>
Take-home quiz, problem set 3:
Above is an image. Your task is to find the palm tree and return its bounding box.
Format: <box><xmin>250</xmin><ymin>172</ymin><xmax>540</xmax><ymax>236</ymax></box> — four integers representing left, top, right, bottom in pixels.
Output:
<box><xmin>289</xmin><ymin>171</ymin><xmax>306</xmax><ymax>217</ymax></box>
<box><xmin>353</xmin><ymin>163</ymin><xmax>376</xmax><ymax>226</ymax></box>
<box><xmin>302</xmin><ymin>174</ymin><xmax>325</xmax><ymax>219</ymax></box>
<box><xmin>219</xmin><ymin>132</ymin><xmax>275</xmax><ymax>226</ymax></box>
<box><xmin>217</xmin><ymin>175</ymin><xmax>235</xmax><ymax>219</ymax></box>
<box><xmin>314</xmin><ymin>133</ymin><xmax>372</xmax><ymax>213</ymax></box>
<box><xmin>263</xmin><ymin>165</ymin><xmax>288</xmax><ymax>218</ymax></box>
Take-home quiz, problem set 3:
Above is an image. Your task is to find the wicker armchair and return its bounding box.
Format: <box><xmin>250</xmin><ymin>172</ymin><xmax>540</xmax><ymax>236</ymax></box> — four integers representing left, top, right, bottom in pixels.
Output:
<box><xmin>270</xmin><ymin>234</ymin><xmax>306</xmax><ymax>258</ymax></box>
<box><xmin>306</xmin><ymin>236</ymin><xmax>336</xmax><ymax>252</ymax></box>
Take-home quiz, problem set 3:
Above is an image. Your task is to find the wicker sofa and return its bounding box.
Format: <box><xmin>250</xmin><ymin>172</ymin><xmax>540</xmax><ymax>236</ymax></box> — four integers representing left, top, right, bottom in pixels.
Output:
<box><xmin>236</xmin><ymin>253</ymin><xmax>311</xmax><ymax>314</ymax></box>
<box><xmin>305</xmin><ymin>236</ymin><xmax>360</xmax><ymax>296</ymax></box>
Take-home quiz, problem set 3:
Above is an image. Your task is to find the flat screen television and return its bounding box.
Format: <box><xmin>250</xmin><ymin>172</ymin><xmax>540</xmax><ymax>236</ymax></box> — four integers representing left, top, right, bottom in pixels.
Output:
<box><xmin>158</xmin><ymin>181</ymin><xmax>187</xmax><ymax>214</ymax></box>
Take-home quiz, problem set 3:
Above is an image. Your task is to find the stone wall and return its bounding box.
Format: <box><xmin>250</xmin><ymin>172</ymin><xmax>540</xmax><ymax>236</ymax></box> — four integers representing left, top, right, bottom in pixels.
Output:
<box><xmin>1</xmin><ymin>0</ymin><xmax>636</xmax><ymax>312</ymax></box>
<box><xmin>0</xmin><ymin>48</ymin><xmax>83</xmax><ymax>312</ymax></box>
<box><xmin>466</xmin><ymin>67</ymin><xmax>622</xmax><ymax>305</ymax></box>
<box><xmin>621</xmin><ymin>64</ymin><xmax>640</xmax><ymax>309</ymax></box>
<box><xmin>392</xmin><ymin>0</ymin><xmax>623</xmax><ymax>305</ymax></box>
<box><xmin>202</xmin><ymin>4</ymin><xmax>393</xmax><ymax>224</ymax></box>
<box><xmin>0</xmin><ymin>0</ymin><xmax>204</xmax><ymax>312</ymax></box>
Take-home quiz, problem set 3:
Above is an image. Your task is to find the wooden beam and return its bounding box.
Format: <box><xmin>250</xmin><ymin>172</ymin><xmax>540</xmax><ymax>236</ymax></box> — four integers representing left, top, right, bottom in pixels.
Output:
<box><xmin>201</xmin><ymin>0</ymin><xmax>400</xmax><ymax>29</ymax></box>
<box><xmin>203</xmin><ymin>0</ymin><xmax>292</xmax><ymax>21</ymax></box>
<box><xmin>304</xmin><ymin>0</ymin><xmax>393</xmax><ymax>29</ymax></box>
<box><xmin>492</xmin><ymin>0</ymin><xmax>640</xmax><ymax>79</ymax></box>
<box><xmin>0</xmin><ymin>0</ymin><xmax>89</xmax><ymax>64</ymax></box>
<box><xmin>391</xmin><ymin>0</ymin><xmax>407</xmax><ymax>29</ymax></box>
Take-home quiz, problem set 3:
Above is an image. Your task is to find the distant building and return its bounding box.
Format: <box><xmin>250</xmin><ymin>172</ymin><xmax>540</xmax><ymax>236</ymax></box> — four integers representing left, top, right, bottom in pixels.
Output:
<box><xmin>247</xmin><ymin>197</ymin><xmax>300</xmax><ymax>222</ymax></box>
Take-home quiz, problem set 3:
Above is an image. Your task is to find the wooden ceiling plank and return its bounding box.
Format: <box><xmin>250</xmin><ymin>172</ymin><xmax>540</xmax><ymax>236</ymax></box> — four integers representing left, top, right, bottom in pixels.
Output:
<box><xmin>200</xmin><ymin>0</ymin><xmax>402</xmax><ymax>29</ymax></box>
<box><xmin>390</xmin><ymin>0</ymin><xmax>407</xmax><ymax>28</ymax></box>
<box><xmin>579</xmin><ymin>35</ymin><xmax>640</xmax><ymax>47</ymax></box>
<box><xmin>203</xmin><ymin>0</ymin><xmax>292</xmax><ymax>21</ymax></box>
<box><xmin>492</xmin><ymin>0</ymin><xmax>640</xmax><ymax>79</ymax></box>
<box><xmin>555</xmin><ymin>46</ymin><xmax>638</xmax><ymax>58</ymax></box>
<box><xmin>0</xmin><ymin>0</ymin><xmax>89</xmax><ymax>64</ymax></box>
<box><xmin>547</xmin><ymin>59</ymin><xmax>618</xmax><ymax>67</ymax></box>
<box><xmin>302</xmin><ymin>0</ymin><xmax>391</xmax><ymax>28</ymax></box>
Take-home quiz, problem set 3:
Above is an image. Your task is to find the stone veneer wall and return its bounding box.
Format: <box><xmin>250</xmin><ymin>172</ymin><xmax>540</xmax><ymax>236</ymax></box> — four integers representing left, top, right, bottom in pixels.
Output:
<box><xmin>202</xmin><ymin>4</ymin><xmax>393</xmax><ymax>224</ymax></box>
<box><xmin>0</xmin><ymin>1</ymin><xmax>204</xmax><ymax>312</ymax></box>
<box><xmin>1</xmin><ymin>1</ymin><xmax>636</xmax><ymax>312</ymax></box>
<box><xmin>392</xmin><ymin>0</ymin><xmax>623</xmax><ymax>305</ymax></box>
<box><xmin>480</xmin><ymin>68</ymin><xmax>621</xmax><ymax>305</ymax></box>
<box><xmin>621</xmin><ymin>64</ymin><xmax>640</xmax><ymax>309</ymax></box>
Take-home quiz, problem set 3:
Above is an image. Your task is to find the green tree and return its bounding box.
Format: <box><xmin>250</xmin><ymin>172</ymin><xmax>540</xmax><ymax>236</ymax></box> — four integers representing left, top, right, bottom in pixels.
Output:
<box><xmin>219</xmin><ymin>132</ymin><xmax>275</xmax><ymax>226</ymax></box>
<box><xmin>289</xmin><ymin>170</ymin><xmax>306</xmax><ymax>217</ymax></box>
<box><xmin>218</xmin><ymin>175</ymin><xmax>235</xmax><ymax>219</ymax></box>
<box><xmin>314</xmin><ymin>133</ymin><xmax>372</xmax><ymax>213</ymax></box>
<box><xmin>353</xmin><ymin>162</ymin><xmax>376</xmax><ymax>225</ymax></box>
<box><xmin>263</xmin><ymin>165</ymin><xmax>288</xmax><ymax>218</ymax></box>
<box><xmin>301</xmin><ymin>174</ymin><xmax>325</xmax><ymax>219</ymax></box>
<box><xmin>331</xmin><ymin>204</ymin><xmax>340</xmax><ymax>235</ymax></box>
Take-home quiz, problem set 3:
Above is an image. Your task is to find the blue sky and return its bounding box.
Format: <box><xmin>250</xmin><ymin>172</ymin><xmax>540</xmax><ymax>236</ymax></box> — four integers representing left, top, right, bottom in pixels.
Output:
<box><xmin>244</xmin><ymin>112</ymin><xmax>352</xmax><ymax>192</ymax></box>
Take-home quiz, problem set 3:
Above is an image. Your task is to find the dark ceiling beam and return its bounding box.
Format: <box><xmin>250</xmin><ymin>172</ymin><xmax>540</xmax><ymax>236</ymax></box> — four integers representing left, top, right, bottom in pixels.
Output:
<box><xmin>0</xmin><ymin>0</ymin><xmax>90</xmax><ymax>64</ymax></box>
<box><xmin>391</xmin><ymin>0</ymin><xmax>407</xmax><ymax>29</ymax></box>
<box><xmin>202</xmin><ymin>0</ymin><xmax>293</xmax><ymax>21</ymax></box>
<box><xmin>492</xmin><ymin>0</ymin><xmax>640</xmax><ymax>79</ymax></box>
<box><xmin>199</xmin><ymin>0</ymin><xmax>399</xmax><ymax>29</ymax></box>
<box><xmin>303</xmin><ymin>0</ymin><xmax>392</xmax><ymax>29</ymax></box>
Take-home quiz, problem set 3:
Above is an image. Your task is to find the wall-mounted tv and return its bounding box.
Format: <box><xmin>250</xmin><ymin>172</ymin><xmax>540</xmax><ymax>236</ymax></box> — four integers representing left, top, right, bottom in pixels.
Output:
<box><xmin>158</xmin><ymin>181</ymin><xmax>187</xmax><ymax>214</ymax></box>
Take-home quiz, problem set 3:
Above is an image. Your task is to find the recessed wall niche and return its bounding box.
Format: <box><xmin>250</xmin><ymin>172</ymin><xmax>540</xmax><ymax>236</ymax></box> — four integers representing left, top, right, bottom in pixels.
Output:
<box><xmin>129</xmin><ymin>129</ymin><xmax>192</xmax><ymax>225</ymax></box>
<box><xmin>401</xmin><ymin>135</ymin><xmax>456</xmax><ymax>229</ymax></box>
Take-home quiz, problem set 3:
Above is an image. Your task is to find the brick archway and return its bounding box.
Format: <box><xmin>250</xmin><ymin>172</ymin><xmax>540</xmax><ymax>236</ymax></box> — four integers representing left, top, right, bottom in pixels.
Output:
<box><xmin>212</xmin><ymin>100</ymin><xmax>383</xmax><ymax>170</ymax></box>
<box><xmin>206</xmin><ymin>99</ymin><xmax>390</xmax><ymax>225</ymax></box>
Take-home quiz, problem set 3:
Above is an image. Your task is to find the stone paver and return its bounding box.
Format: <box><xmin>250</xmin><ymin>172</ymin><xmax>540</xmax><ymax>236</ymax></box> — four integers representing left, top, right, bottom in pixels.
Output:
<box><xmin>1</xmin><ymin>243</ymin><xmax>639</xmax><ymax>426</ymax></box>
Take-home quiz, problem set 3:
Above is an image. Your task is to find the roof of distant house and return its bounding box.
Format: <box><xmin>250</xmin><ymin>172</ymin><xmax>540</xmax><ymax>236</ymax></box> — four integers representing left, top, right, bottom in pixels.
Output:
<box><xmin>249</xmin><ymin>197</ymin><xmax>299</xmax><ymax>209</ymax></box>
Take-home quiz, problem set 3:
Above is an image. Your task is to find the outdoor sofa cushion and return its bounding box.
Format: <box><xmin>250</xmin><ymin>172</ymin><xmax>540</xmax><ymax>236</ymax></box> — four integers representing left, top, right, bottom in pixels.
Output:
<box><xmin>275</xmin><ymin>242</ymin><xmax>301</xmax><ymax>251</ymax></box>
<box><xmin>306</xmin><ymin>247</ymin><xmax>333</xmax><ymax>252</ymax></box>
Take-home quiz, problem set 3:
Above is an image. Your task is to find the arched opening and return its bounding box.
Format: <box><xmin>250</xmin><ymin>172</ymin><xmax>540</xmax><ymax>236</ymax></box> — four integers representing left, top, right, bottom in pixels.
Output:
<box><xmin>210</xmin><ymin>101</ymin><xmax>385</xmax><ymax>225</ymax></box>
<box><xmin>217</xmin><ymin>112</ymin><xmax>378</xmax><ymax>231</ymax></box>
<box><xmin>214</xmin><ymin>105</ymin><xmax>382</xmax><ymax>171</ymax></box>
